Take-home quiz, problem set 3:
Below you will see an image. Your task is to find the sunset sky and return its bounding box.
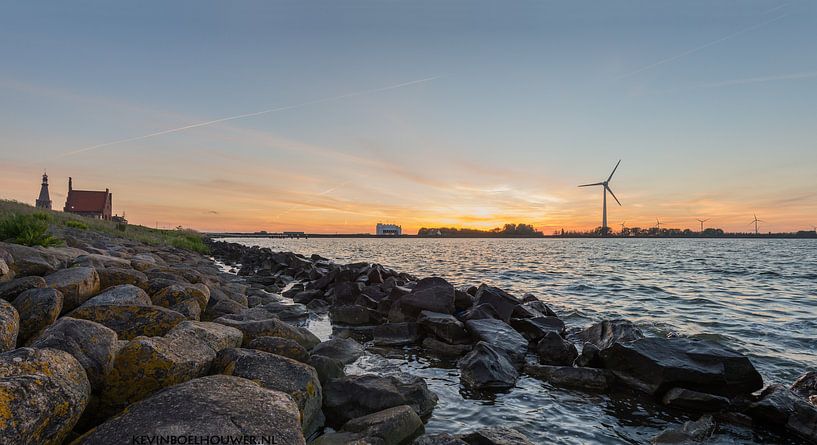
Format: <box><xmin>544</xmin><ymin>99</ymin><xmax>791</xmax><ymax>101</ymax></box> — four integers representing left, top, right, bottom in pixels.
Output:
<box><xmin>2</xmin><ymin>1</ymin><xmax>816</xmax><ymax>234</ymax></box>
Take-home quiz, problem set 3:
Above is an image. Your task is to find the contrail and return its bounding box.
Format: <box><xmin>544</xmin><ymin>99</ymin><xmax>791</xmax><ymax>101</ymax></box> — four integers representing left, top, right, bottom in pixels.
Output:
<box><xmin>638</xmin><ymin>69</ymin><xmax>817</xmax><ymax>96</ymax></box>
<box><xmin>616</xmin><ymin>14</ymin><xmax>788</xmax><ymax>80</ymax></box>
<box><xmin>57</xmin><ymin>76</ymin><xmax>441</xmax><ymax>158</ymax></box>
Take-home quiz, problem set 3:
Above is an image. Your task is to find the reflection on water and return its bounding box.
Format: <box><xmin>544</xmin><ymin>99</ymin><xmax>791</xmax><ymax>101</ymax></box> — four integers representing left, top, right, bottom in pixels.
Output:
<box><xmin>223</xmin><ymin>237</ymin><xmax>817</xmax><ymax>444</ymax></box>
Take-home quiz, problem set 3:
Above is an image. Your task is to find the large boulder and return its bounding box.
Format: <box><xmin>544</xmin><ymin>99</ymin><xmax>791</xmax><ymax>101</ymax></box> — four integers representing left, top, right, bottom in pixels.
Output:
<box><xmin>0</xmin><ymin>242</ymin><xmax>63</xmax><ymax>276</ymax></box>
<box><xmin>71</xmin><ymin>253</ymin><xmax>131</xmax><ymax>269</ymax></box>
<box><xmin>791</xmin><ymin>371</ymin><xmax>817</xmax><ymax>401</ymax></box>
<box><xmin>68</xmin><ymin>303</ymin><xmax>186</xmax><ymax>340</ymax></box>
<box><xmin>524</xmin><ymin>364</ymin><xmax>612</xmax><ymax>392</ymax></box>
<box><xmin>0</xmin><ymin>275</ymin><xmax>46</xmax><ymax>301</ymax></box>
<box><xmin>509</xmin><ymin>316</ymin><xmax>564</xmax><ymax>342</ymax></box>
<box><xmin>418</xmin><ymin>311</ymin><xmax>470</xmax><ymax>344</ymax></box>
<box><xmin>398</xmin><ymin>277</ymin><xmax>455</xmax><ymax>316</ymax></box>
<box><xmin>535</xmin><ymin>331</ymin><xmax>578</xmax><ymax>366</ymax></box>
<box><xmin>464</xmin><ymin>318</ymin><xmax>527</xmax><ymax>364</ymax></box>
<box><xmin>460</xmin><ymin>427</ymin><xmax>535</xmax><ymax>445</ymax></box>
<box><xmin>473</xmin><ymin>284</ymin><xmax>522</xmax><ymax>322</ymax></box>
<box><xmin>0</xmin><ymin>299</ymin><xmax>19</xmax><ymax>351</ymax></box>
<box><xmin>324</xmin><ymin>374</ymin><xmax>438</xmax><ymax>427</ymax></box>
<box><xmin>312</xmin><ymin>337</ymin><xmax>365</xmax><ymax>364</ymax></box>
<box><xmin>650</xmin><ymin>415</ymin><xmax>716</xmax><ymax>445</ymax></box>
<box><xmin>0</xmin><ymin>256</ymin><xmax>10</xmax><ymax>284</ymax></box>
<box><xmin>99</xmin><ymin>321</ymin><xmax>242</xmax><ymax>414</ymax></box>
<box><xmin>747</xmin><ymin>384</ymin><xmax>817</xmax><ymax>442</ymax></box>
<box><xmin>459</xmin><ymin>342</ymin><xmax>518</xmax><ymax>390</ymax></box>
<box><xmin>413</xmin><ymin>434</ymin><xmax>469</xmax><ymax>445</ymax></box>
<box><xmin>44</xmin><ymin>266</ymin><xmax>100</xmax><ymax>312</ymax></box>
<box><xmin>422</xmin><ymin>337</ymin><xmax>472</xmax><ymax>357</ymax></box>
<box><xmin>214</xmin><ymin>313</ymin><xmax>320</xmax><ymax>349</ymax></box>
<box><xmin>660</xmin><ymin>387</ymin><xmax>730</xmax><ymax>412</ymax></box>
<box><xmin>29</xmin><ymin>317</ymin><xmax>118</xmax><ymax>392</ymax></box>
<box><xmin>0</xmin><ymin>347</ymin><xmax>91</xmax><ymax>445</ymax></box>
<box><xmin>599</xmin><ymin>337</ymin><xmax>763</xmax><ymax>397</ymax></box>
<box><xmin>373</xmin><ymin>322</ymin><xmax>421</xmax><ymax>346</ymax></box>
<box><xmin>212</xmin><ymin>347</ymin><xmax>324</xmax><ymax>436</ymax></box>
<box><xmin>573</xmin><ymin>319</ymin><xmax>643</xmax><ymax>350</ymax></box>
<box><xmin>331</xmin><ymin>304</ymin><xmax>381</xmax><ymax>325</ymax></box>
<box><xmin>79</xmin><ymin>284</ymin><xmax>151</xmax><ymax>307</ymax></box>
<box><xmin>248</xmin><ymin>335</ymin><xmax>310</xmax><ymax>363</ymax></box>
<box><xmin>151</xmin><ymin>282</ymin><xmax>210</xmax><ymax>314</ymax></box>
<box><xmin>75</xmin><ymin>375</ymin><xmax>305</xmax><ymax>445</ymax></box>
<box><xmin>337</xmin><ymin>405</ymin><xmax>424</xmax><ymax>445</ymax></box>
<box><xmin>96</xmin><ymin>267</ymin><xmax>148</xmax><ymax>291</ymax></box>
<box><xmin>11</xmin><ymin>287</ymin><xmax>63</xmax><ymax>343</ymax></box>
<box><xmin>309</xmin><ymin>354</ymin><xmax>346</xmax><ymax>385</ymax></box>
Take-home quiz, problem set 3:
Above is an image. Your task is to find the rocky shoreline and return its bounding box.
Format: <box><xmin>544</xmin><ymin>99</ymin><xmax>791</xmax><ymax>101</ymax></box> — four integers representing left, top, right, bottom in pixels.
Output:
<box><xmin>0</xmin><ymin>230</ymin><xmax>815</xmax><ymax>444</ymax></box>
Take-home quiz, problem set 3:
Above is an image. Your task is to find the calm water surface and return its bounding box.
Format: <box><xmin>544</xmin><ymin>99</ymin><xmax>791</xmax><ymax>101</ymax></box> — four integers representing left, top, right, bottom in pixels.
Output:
<box><xmin>221</xmin><ymin>238</ymin><xmax>817</xmax><ymax>444</ymax></box>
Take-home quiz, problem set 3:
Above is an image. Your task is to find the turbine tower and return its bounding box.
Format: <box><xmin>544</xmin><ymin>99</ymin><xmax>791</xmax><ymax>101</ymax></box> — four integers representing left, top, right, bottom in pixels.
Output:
<box><xmin>750</xmin><ymin>214</ymin><xmax>764</xmax><ymax>235</ymax></box>
<box><xmin>656</xmin><ymin>218</ymin><xmax>662</xmax><ymax>231</ymax></box>
<box><xmin>578</xmin><ymin>160</ymin><xmax>621</xmax><ymax>236</ymax></box>
<box><xmin>697</xmin><ymin>218</ymin><xmax>709</xmax><ymax>232</ymax></box>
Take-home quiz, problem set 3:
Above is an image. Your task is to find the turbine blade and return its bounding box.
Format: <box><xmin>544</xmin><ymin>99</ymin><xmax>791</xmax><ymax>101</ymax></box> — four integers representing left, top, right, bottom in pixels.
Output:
<box><xmin>606</xmin><ymin>186</ymin><xmax>622</xmax><ymax>205</ymax></box>
<box><xmin>607</xmin><ymin>160</ymin><xmax>621</xmax><ymax>182</ymax></box>
<box><xmin>578</xmin><ymin>182</ymin><xmax>604</xmax><ymax>187</ymax></box>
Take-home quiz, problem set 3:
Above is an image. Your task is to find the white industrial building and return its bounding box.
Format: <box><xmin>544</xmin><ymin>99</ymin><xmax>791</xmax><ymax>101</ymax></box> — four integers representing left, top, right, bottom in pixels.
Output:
<box><xmin>376</xmin><ymin>223</ymin><xmax>402</xmax><ymax>236</ymax></box>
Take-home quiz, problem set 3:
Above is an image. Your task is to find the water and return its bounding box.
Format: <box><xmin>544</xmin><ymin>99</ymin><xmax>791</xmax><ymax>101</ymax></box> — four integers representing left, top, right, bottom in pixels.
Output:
<box><xmin>220</xmin><ymin>237</ymin><xmax>817</xmax><ymax>444</ymax></box>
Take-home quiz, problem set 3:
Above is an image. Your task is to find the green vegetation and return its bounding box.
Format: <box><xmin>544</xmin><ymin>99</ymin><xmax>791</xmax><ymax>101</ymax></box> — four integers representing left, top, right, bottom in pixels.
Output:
<box><xmin>0</xmin><ymin>200</ymin><xmax>209</xmax><ymax>253</ymax></box>
<box><xmin>418</xmin><ymin>223</ymin><xmax>543</xmax><ymax>237</ymax></box>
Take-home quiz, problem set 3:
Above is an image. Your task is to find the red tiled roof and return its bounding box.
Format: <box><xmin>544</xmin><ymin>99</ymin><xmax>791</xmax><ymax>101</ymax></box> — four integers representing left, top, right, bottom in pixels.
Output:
<box><xmin>65</xmin><ymin>190</ymin><xmax>108</xmax><ymax>212</ymax></box>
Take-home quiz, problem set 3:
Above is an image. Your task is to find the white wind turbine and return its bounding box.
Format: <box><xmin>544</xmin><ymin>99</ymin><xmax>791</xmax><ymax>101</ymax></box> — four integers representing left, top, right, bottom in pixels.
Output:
<box><xmin>697</xmin><ymin>218</ymin><xmax>710</xmax><ymax>232</ymax></box>
<box><xmin>750</xmin><ymin>214</ymin><xmax>764</xmax><ymax>235</ymax></box>
<box><xmin>579</xmin><ymin>160</ymin><xmax>622</xmax><ymax>236</ymax></box>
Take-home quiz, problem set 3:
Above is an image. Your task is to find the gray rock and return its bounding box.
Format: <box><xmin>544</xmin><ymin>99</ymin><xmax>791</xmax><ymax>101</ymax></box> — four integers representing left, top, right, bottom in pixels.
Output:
<box><xmin>331</xmin><ymin>304</ymin><xmax>381</xmax><ymax>325</ymax></box>
<box><xmin>151</xmin><ymin>282</ymin><xmax>210</xmax><ymax>313</ymax></box>
<box><xmin>12</xmin><ymin>287</ymin><xmax>63</xmax><ymax>343</ymax></box>
<box><xmin>535</xmin><ymin>331</ymin><xmax>578</xmax><ymax>366</ymax></box>
<box><xmin>214</xmin><ymin>312</ymin><xmax>320</xmax><ymax>349</ymax></box>
<box><xmin>374</xmin><ymin>322</ymin><xmax>421</xmax><ymax>346</ymax></box>
<box><xmin>0</xmin><ymin>242</ymin><xmax>64</xmax><ymax>276</ymax></box>
<box><xmin>0</xmin><ymin>275</ymin><xmax>46</xmax><ymax>301</ymax></box>
<box><xmin>412</xmin><ymin>434</ymin><xmax>468</xmax><ymax>445</ymax></box>
<box><xmin>573</xmin><ymin>319</ymin><xmax>643</xmax><ymax>350</ymax></box>
<box><xmin>600</xmin><ymin>337</ymin><xmax>763</xmax><ymax>398</ymax></box>
<box><xmin>309</xmin><ymin>354</ymin><xmax>346</xmax><ymax>385</ymax></box>
<box><xmin>0</xmin><ymin>257</ymin><xmax>10</xmax><ymax>284</ymax></box>
<box><xmin>68</xmin><ymin>303</ymin><xmax>186</xmax><ymax>340</ymax></box>
<box><xmin>248</xmin><ymin>335</ymin><xmax>310</xmax><ymax>363</ymax></box>
<box><xmin>474</xmin><ymin>284</ymin><xmax>522</xmax><ymax>322</ymax></box>
<box><xmin>459</xmin><ymin>342</ymin><xmax>518</xmax><ymax>390</ymax></box>
<box><xmin>418</xmin><ymin>311</ymin><xmax>470</xmax><ymax>344</ymax></box>
<box><xmin>0</xmin><ymin>298</ymin><xmax>20</xmax><ymax>351</ymax></box>
<box><xmin>44</xmin><ymin>266</ymin><xmax>100</xmax><ymax>312</ymax></box>
<box><xmin>77</xmin><ymin>375</ymin><xmax>305</xmax><ymax>445</ymax></box>
<box><xmin>29</xmin><ymin>317</ymin><xmax>118</xmax><ymax>392</ymax></box>
<box><xmin>651</xmin><ymin>415</ymin><xmax>716</xmax><ymax>444</ymax></box>
<box><xmin>792</xmin><ymin>371</ymin><xmax>817</xmax><ymax>401</ymax></box>
<box><xmin>422</xmin><ymin>337</ymin><xmax>472</xmax><ymax>357</ymax></box>
<box><xmin>312</xmin><ymin>337</ymin><xmax>365</xmax><ymax>364</ymax></box>
<box><xmin>747</xmin><ymin>384</ymin><xmax>817</xmax><ymax>442</ymax></box>
<box><xmin>80</xmin><ymin>284</ymin><xmax>151</xmax><ymax>307</ymax></box>
<box><xmin>324</xmin><ymin>374</ymin><xmax>438</xmax><ymax>427</ymax></box>
<box><xmin>509</xmin><ymin>316</ymin><xmax>565</xmax><ymax>342</ymax></box>
<box><xmin>524</xmin><ymin>364</ymin><xmax>612</xmax><ymax>392</ymax></box>
<box><xmin>465</xmin><ymin>318</ymin><xmax>527</xmax><ymax>364</ymax></box>
<box><xmin>399</xmin><ymin>277</ymin><xmax>456</xmax><ymax>316</ymax></box>
<box><xmin>71</xmin><ymin>253</ymin><xmax>131</xmax><ymax>269</ymax></box>
<box><xmin>661</xmin><ymin>387</ymin><xmax>730</xmax><ymax>412</ymax></box>
<box><xmin>458</xmin><ymin>303</ymin><xmax>501</xmax><ymax>321</ymax></box>
<box><xmin>0</xmin><ymin>347</ymin><xmax>91</xmax><ymax>445</ymax></box>
<box><xmin>574</xmin><ymin>342</ymin><xmax>602</xmax><ymax>368</ymax></box>
<box><xmin>96</xmin><ymin>267</ymin><xmax>148</xmax><ymax>291</ymax></box>
<box><xmin>341</xmin><ymin>405</ymin><xmax>424</xmax><ymax>445</ymax></box>
<box><xmin>212</xmin><ymin>347</ymin><xmax>324</xmax><ymax>436</ymax></box>
<box><xmin>203</xmin><ymin>297</ymin><xmax>246</xmax><ymax>321</ymax></box>
<box><xmin>460</xmin><ymin>427</ymin><xmax>535</xmax><ymax>445</ymax></box>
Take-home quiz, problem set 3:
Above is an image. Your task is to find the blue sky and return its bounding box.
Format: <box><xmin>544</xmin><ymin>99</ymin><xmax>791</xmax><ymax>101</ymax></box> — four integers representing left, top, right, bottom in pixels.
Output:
<box><xmin>1</xmin><ymin>1</ymin><xmax>815</xmax><ymax>232</ymax></box>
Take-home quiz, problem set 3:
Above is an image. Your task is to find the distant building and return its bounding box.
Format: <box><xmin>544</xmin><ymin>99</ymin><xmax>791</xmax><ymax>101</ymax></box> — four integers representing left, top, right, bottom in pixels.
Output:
<box><xmin>376</xmin><ymin>223</ymin><xmax>402</xmax><ymax>236</ymax></box>
<box><xmin>35</xmin><ymin>172</ymin><xmax>52</xmax><ymax>210</ymax></box>
<box><xmin>64</xmin><ymin>177</ymin><xmax>112</xmax><ymax>220</ymax></box>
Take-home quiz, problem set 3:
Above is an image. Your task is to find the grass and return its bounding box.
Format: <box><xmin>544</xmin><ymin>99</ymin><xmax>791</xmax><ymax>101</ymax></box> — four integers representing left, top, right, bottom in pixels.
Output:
<box><xmin>0</xmin><ymin>200</ymin><xmax>209</xmax><ymax>254</ymax></box>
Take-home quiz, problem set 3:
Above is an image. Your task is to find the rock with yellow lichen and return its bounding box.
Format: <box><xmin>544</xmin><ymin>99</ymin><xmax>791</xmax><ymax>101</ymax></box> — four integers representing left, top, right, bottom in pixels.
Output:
<box><xmin>72</xmin><ymin>374</ymin><xmax>305</xmax><ymax>445</ymax></box>
<box><xmin>214</xmin><ymin>313</ymin><xmax>320</xmax><ymax>349</ymax></box>
<box><xmin>0</xmin><ymin>299</ymin><xmax>19</xmax><ymax>351</ymax></box>
<box><xmin>151</xmin><ymin>283</ymin><xmax>210</xmax><ymax>313</ymax></box>
<box><xmin>29</xmin><ymin>317</ymin><xmax>118</xmax><ymax>392</ymax></box>
<box><xmin>98</xmin><ymin>321</ymin><xmax>242</xmax><ymax>416</ymax></box>
<box><xmin>44</xmin><ymin>266</ymin><xmax>100</xmax><ymax>313</ymax></box>
<box><xmin>0</xmin><ymin>347</ymin><xmax>91</xmax><ymax>445</ymax></box>
<box><xmin>11</xmin><ymin>287</ymin><xmax>63</xmax><ymax>344</ymax></box>
<box><xmin>67</xmin><ymin>303</ymin><xmax>186</xmax><ymax>340</ymax></box>
<box><xmin>211</xmin><ymin>347</ymin><xmax>324</xmax><ymax>437</ymax></box>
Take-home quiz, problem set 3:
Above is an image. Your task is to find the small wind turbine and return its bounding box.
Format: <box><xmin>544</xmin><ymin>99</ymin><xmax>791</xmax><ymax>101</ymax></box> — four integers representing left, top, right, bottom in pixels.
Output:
<box><xmin>578</xmin><ymin>160</ymin><xmax>622</xmax><ymax>236</ymax></box>
<box><xmin>656</xmin><ymin>218</ymin><xmax>662</xmax><ymax>231</ymax></box>
<box><xmin>620</xmin><ymin>221</ymin><xmax>626</xmax><ymax>232</ymax></box>
<box><xmin>750</xmin><ymin>214</ymin><xmax>764</xmax><ymax>235</ymax></box>
<box><xmin>697</xmin><ymin>218</ymin><xmax>710</xmax><ymax>232</ymax></box>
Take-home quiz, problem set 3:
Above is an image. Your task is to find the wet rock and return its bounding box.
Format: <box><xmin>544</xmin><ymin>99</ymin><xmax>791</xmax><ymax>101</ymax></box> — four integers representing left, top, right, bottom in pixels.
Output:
<box><xmin>514</xmin><ymin>299</ymin><xmax>557</xmax><ymax>318</ymax></box>
<box><xmin>248</xmin><ymin>335</ymin><xmax>310</xmax><ymax>362</ymax></box>
<box><xmin>71</xmin><ymin>253</ymin><xmax>131</xmax><ymax>269</ymax></box>
<box><xmin>100</xmin><ymin>321</ymin><xmax>242</xmax><ymax>414</ymax></box>
<box><xmin>535</xmin><ymin>331</ymin><xmax>578</xmax><ymax>366</ymax></box>
<box><xmin>310</xmin><ymin>354</ymin><xmax>346</xmax><ymax>385</ymax></box>
<box><xmin>332</xmin><ymin>304</ymin><xmax>381</xmax><ymax>325</ymax></box>
<box><xmin>293</xmin><ymin>289</ymin><xmax>324</xmax><ymax>304</ymax></box>
<box><xmin>29</xmin><ymin>317</ymin><xmax>117</xmax><ymax>392</ymax></box>
<box><xmin>413</xmin><ymin>434</ymin><xmax>469</xmax><ymax>445</ymax></box>
<box><xmin>68</xmin><ymin>303</ymin><xmax>186</xmax><ymax>340</ymax></box>
<box><xmin>661</xmin><ymin>387</ymin><xmax>730</xmax><ymax>412</ymax></box>
<box><xmin>374</xmin><ymin>322</ymin><xmax>421</xmax><ymax>346</ymax></box>
<box><xmin>399</xmin><ymin>277</ymin><xmax>456</xmax><ymax>316</ymax></box>
<box><xmin>454</xmin><ymin>288</ymin><xmax>473</xmax><ymax>312</ymax></box>
<box><xmin>651</xmin><ymin>414</ymin><xmax>716</xmax><ymax>444</ymax></box>
<box><xmin>212</xmin><ymin>347</ymin><xmax>324</xmax><ymax>436</ymax></box>
<box><xmin>509</xmin><ymin>316</ymin><xmax>565</xmax><ymax>342</ymax></box>
<box><xmin>600</xmin><ymin>337</ymin><xmax>763</xmax><ymax>397</ymax></box>
<box><xmin>422</xmin><ymin>337</ymin><xmax>472</xmax><ymax>357</ymax></box>
<box><xmin>459</xmin><ymin>342</ymin><xmax>519</xmax><ymax>390</ymax></box>
<box><xmin>214</xmin><ymin>313</ymin><xmax>320</xmax><ymax>349</ymax></box>
<box><xmin>312</xmin><ymin>337</ymin><xmax>365</xmax><ymax>364</ymax></box>
<box><xmin>0</xmin><ymin>299</ymin><xmax>19</xmax><ymax>351</ymax></box>
<box><xmin>310</xmin><ymin>431</ymin><xmax>382</xmax><ymax>444</ymax></box>
<box><xmin>13</xmin><ymin>287</ymin><xmax>62</xmax><ymax>344</ymax></box>
<box><xmin>574</xmin><ymin>342</ymin><xmax>602</xmax><ymax>368</ymax></box>
<box><xmin>474</xmin><ymin>284</ymin><xmax>522</xmax><ymax>322</ymax></box>
<box><xmin>76</xmin><ymin>375</ymin><xmax>305</xmax><ymax>445</ymax></box>
<box><xmin>0</xmin><ymin>347</ymin><xmax>90</xmax><ymax>445</ymax></box>
<box><xmin>0</xmin><ymin>242</ymin><xmax>63</xmax><ymax>276</ymax></box>
<box><xmin>792</xmin><ymin>371</ymin><xmax>817</xmax><ymax>401</ymax></box>
<box><xmin>747</xmin><ymin>384</ymin><xmax>817</xmax><ymax>442</ymax></box>
<box><xmin>44</xmin><ymin>266</ymin><xmax>100</xmax><ymax>312</ymax></box>
<box><xmin>80</xmin><ymin>284</ymin><xmax>151</xmax><ymax>307</ymax></box>
<box><xmin>458</xmin><ymin>303</ymin><xmax>500</xmax><ymax>321</ymax></box>
<box><xmin>574</xmin><ymin>319</ymin><xmax>643</xmax><ymax>350</ymax></box>
<box><xmin>151</xmin><ymin>282</ymin><xmax>210</xmax><ymax>313</ymax></box>
<box><xmin>464</xmin><ymin>318</ymin><xmax>527</xmax><ymax>364</ymax></box>
<box><xmin>460</xmin><ymin>427</ymin><xmax>535</xmax><ymax>445</ymax></box>
<box><xmin>0</xmin><ymin>275</ymin><xmax>46</xmax><ymax>301</ymax></box>
<box><xmin>97</xmin><ymin>267</ymin><xmax>148</xmax><ymax>291</ymax></box>
<box><xmin>324</xmin><ymin>374</ymin><xmax>438</xmax><ymax>427</ymax></box>
<box><xmin>524</xmin><ymin>364</ymin><xmax>611</xmax><ymax>392</ymax></box>
<box><xmin>418</xmin><ymin>310</ymin><xmax>470</xmax><ymax>344</ymax></box>
<box><xmin>340</xmin><ymin>405</ymin><xmax>424</xmax><ymax>445</ymax></box>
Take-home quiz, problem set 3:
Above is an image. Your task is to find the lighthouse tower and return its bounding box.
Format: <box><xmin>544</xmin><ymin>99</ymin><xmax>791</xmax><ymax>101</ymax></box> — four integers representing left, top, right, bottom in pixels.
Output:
<box><xmin>35</xmin><ymin>172</ymin><xmax>52</xmax><ymax>210</ymax></box>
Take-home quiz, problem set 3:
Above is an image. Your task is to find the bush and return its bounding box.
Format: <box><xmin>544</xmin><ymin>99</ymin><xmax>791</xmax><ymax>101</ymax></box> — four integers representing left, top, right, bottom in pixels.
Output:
<box><xmin>0</xmin><ymin>213</ymin><xmax>63</xmax><ymax>247</ymax></box>
<box><xmin>167</xmin><ymin>230</ymin><xmax>209</xmax><ymax>254</ymax></box>
<box><xmin>65</xmin><ymin>220</ymin><xmax>89</xmax><ymax>230</ymax></box>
